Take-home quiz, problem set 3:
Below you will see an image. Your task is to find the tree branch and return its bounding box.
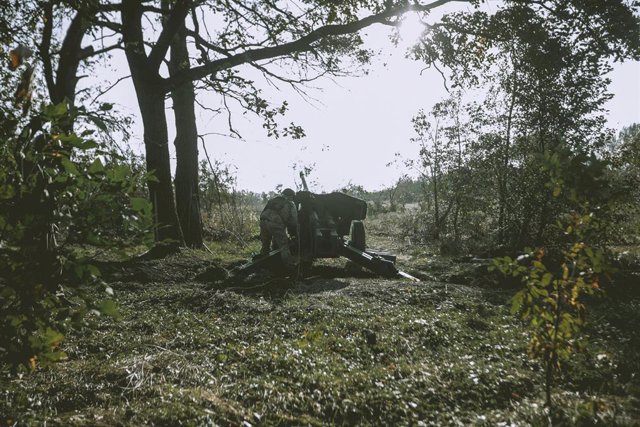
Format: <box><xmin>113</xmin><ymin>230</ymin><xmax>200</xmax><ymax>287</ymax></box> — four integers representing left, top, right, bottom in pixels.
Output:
<box><xmin>90</xmin><ymin>74</ymin><xmax>131</xmax><ymax>104</ymax></box>
<box><xmin>94</xmin><ymin>20</ymin><xmax>122</xmax><ymax>32</ymax></box>
<box><xmin>186</xmin><ymin>29</ymin><xmax>231</xmax><ymax>58</ymax></box>
<box><xmin>164</xmin><ymin>0</ymin><xmax>466</xmax><ymax>92</ymax></box>
<box><xmin>79</xmin><ymin>42</ymin><xmax>122</xmax><ymax>60</ymax></box>
<box><xmin>39</xmin><ymin>1</ymin><xmax>56</xmax><ymax>100</ymax></box>
<box><xmin>148</xmin><ymin>0</ymin><xmax>192</xmax><ymax>71</ymax></box>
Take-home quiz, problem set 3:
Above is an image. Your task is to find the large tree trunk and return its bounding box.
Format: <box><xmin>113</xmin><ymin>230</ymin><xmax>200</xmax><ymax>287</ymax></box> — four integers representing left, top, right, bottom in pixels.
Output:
<box><xmin>169</xmin><ymin>25</ymin><xmax>204</xmax><ymax>247</ymax></box>
<box><xmin>122</xmin><ymin>0</ymin><xmax>183</xmax><ymax>245</ymax></box>
<box><xmin>137</xmin><ymin>83</ymin><xmax>184</xmax><ymax>243</ymax></box>
<box><xmin>53</xmin><ymin>12</ymin><xmax>85</xmax><ymax>107</ymax></box>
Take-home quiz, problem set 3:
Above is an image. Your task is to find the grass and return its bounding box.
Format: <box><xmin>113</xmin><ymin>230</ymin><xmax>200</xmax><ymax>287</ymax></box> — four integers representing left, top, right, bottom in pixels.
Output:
<box><xmin>1</xmin><ymin>216</ymin><xmax>639</xmax><ymax>426</ymax></box>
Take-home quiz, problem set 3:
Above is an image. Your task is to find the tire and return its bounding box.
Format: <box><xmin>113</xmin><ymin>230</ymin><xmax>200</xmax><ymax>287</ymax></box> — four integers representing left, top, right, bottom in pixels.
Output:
<box><xmin>350</xmin><ymin>220</ymin><xmax>366</xmax><ymax>251</ymax></box>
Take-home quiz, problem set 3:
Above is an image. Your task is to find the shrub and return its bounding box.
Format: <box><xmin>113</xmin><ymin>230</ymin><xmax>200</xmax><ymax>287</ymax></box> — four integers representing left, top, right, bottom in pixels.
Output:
<box><xmin>492</xmin><ymin>148</ymin><xmax>614</xmax><ymax>407</ymax></box>
<box><xmin>0</xmin><ymin>103</ymin><xmax>151</xmax><ymax>368</ymax></box>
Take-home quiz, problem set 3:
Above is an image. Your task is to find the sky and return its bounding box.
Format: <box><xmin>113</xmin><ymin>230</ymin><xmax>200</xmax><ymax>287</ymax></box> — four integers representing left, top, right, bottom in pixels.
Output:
<box><xmin>98</xmin><ymin>4</ymin><xmax>640</xmax><ymax>194</ymax></box>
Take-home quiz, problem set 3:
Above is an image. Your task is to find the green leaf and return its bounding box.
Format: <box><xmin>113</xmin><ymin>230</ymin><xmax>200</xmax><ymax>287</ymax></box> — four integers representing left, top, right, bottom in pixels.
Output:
<box><xmin>112</xmin><ymin>165</ymin><xmax>130</xmax><ymax>182</ymax></box>
<box><xmin>61</xmin><ymin>158</ymin><xmax>80</xmax><ymax>176</ymax></box>
<box><xmin>34</xmin><ymin>327</ymin><xmax>65</xmax><ymax>349</ymax></box>
<box><xmin>88</xmin><ymin>158</ymin><xmax>105</xmax><ymax>174</ymax></box>
<box><xmin>87</xmin><ymin>264</ymin><xmax>101</xmax><ymax>278</ymax></box>
<box><xmin>97</xmin><ymin>299</ymin><xmax>120</xmax><ymax>320</ymax></box>
<box><xmin>88</xmin><ymin>115</ymin><xmax>108</xmax><ymax>133</ymax></box>
<box><xmin>532</xmin><ymin>260</ymin><xmax>545</xmax><ymax>270</ymax></box>
<box><xmin>510</xmin><ymin>291</ymin><xmax>525</xmax><ymax>315</ymax></box>
<box><xmin>69</xmin><ymin>137</ymin><xmax>98</xmax><ymax>150</ymax></box>
<box><xmin>130</xmin><ymin>197</ymin><xmax>150</xmax><ymax>213</ymax></box>
<box><xmin>43</xmin><ymin>102</ymin><xmax>68</xmax><ymax>119</ymax></box>
<box><xmin>541</xmin><ymin>273</ymin><xmax>553</xmax><ymax>286</ymax></box>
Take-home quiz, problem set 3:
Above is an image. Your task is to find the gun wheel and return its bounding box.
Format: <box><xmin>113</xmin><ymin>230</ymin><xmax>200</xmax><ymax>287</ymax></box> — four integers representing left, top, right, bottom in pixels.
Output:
<box><xmin>350</xmin><ymin>220</ymin><xmax>366</xmax><ymax>251</ymax></box>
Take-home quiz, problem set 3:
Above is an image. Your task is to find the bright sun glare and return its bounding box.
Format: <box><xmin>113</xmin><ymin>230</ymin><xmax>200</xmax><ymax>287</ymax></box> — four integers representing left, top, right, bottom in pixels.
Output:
<box><xmin>398</xmin><ymin>12</ymin><xmax>426</xmax><ymax>44</ymax></box>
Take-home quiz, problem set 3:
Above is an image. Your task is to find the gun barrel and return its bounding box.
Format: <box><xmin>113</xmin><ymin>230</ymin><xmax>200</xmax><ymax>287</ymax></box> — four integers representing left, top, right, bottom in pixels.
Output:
<box><xmin>299</xmin><ymin>171</ymin><xmax>309</xmax><ymax>191</ymax></box>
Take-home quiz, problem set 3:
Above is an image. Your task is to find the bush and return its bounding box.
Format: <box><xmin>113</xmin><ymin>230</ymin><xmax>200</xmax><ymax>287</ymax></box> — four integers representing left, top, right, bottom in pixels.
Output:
<box><xmin>0</xmin><ymin>103</ymin><xmax>151</xmax><ymax>368</ymax></box>
<box><xmin>492</xmin><ymin>148</ymin><xmax>615</xmax><ymax>407</ymax></box>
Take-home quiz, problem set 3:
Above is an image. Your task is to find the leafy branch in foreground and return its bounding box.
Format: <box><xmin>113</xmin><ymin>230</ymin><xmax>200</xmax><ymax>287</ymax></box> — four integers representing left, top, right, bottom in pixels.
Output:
<box><xmin>0</xmin><ymin>102</ymin><xmax>151</xmax><ymax>369</ymax></box>
<box><xmin>491</xmin><ymin>149</ymin><xmax>614</xmax><ymax>408</ymax></box>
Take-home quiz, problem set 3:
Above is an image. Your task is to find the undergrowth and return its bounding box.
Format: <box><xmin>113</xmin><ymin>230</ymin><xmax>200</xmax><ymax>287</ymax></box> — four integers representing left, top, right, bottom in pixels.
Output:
<box><xmin>1</xmin><ymin>238</ymin><xmax>639</xmax><ymax>426</ymax></box>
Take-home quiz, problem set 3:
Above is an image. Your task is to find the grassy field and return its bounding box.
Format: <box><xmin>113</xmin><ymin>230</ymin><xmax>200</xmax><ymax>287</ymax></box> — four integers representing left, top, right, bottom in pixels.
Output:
<box><xmin>2</xmin><ymin>215</ymin><xmax>640</xmax><ymax>426</ymax></box>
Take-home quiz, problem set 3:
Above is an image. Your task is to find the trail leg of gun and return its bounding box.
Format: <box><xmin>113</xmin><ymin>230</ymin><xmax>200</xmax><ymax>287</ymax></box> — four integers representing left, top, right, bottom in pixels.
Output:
<box><xmin>234</xmin><ymin>247</ymin><xmax>286</xmax><ymax>274</ymax></box>
<box><xmin>339</xmin><ymin>242</ymin><xmax>398</xmax><ymax>278</ymax></box>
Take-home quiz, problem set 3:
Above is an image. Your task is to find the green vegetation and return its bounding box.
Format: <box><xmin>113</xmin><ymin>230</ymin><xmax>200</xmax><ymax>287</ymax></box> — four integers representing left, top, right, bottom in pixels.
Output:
<box><xmin>1</xmin><ymin>236</ymin><xmax>639</xmax><ymax>425</ymax></box>
<box><xmin>0</xmin><ymin>103</ymin><xmax>151</xmax><ymax>367</ymax></box>
<box><xmin>2</xmin><ymin>1</ymin><xmax>640</xmax><ymax>425</ymax></box>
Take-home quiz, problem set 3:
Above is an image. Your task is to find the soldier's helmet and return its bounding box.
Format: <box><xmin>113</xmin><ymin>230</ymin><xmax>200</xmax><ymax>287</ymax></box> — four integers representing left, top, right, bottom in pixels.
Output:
<box><xmin>282</xmin><ymin>188</ymin><xmax>295</xmax><ymax>201</ymax></box>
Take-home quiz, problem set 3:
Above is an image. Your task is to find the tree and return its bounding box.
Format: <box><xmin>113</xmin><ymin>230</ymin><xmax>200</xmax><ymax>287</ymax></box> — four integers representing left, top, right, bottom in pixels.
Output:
<box><xmin>112</xmin><ymin>0</ymin><xmax>478</xmax><ymax>249</ymax></box>
<box><xmin>165</xmin><ymin>1</ymin><xmax>203</xmax><ymax>247</ymax></box>
<box><xmin>410</xmin><ymin>108</ymin><xmax>447</xmax><ymax>239</ymax></box>
<box><xmin>412</xmin><ymin>0</ymin><xmax>639</xmax><ymax>248</ymax></box>
<box><xmin>2</xmin><ymin>1</ymin><xmax>131</xmax><ymax>256</ymax></box>
<box><xmin>6</xmin><ymin>0</ymin><xmax>639</xmax><ymax>253</ymax></box>
<box><xmin>3</xmin><ymin>1</ymin><xmax>122</xmax><ymax>117</ymax></box>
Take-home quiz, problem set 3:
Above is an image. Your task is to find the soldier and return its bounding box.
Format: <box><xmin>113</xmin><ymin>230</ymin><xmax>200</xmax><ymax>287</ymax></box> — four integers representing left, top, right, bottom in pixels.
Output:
<box><xmin>259</xmin><ymin>188</ymin><xmax>298</xmax><ymax>268</ymax></box>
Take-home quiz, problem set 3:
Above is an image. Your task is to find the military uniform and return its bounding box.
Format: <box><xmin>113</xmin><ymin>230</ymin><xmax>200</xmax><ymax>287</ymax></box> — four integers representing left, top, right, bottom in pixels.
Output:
<box><xmin>260</xmin><ymin>192</ymin><xmax>298</xmax><ymax>267</ymax></box>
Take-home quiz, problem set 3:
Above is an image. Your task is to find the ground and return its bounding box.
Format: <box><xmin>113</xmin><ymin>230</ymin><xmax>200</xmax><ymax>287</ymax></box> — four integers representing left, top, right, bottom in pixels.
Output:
<box><xmin>1</xmin><ymin>215</ymin><xmax>639</xmax><ymax>426</ymax></box>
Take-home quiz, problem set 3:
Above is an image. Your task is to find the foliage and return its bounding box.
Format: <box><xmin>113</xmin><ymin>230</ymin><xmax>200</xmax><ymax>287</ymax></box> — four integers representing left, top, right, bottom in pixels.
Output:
<box><xmin>406</xmin><ymin>93</ymin><xmax>479</xmax><ymax>250</ymax></box>
<box><xmin>605</xmin><ymin>124</ymin><xmax>640</xmax><ymax>244</ymax></box>
<box><xmin>405</xmin><ymin>0</ymin><xmax>640</xmax><ymax>254</ymax></box>
<box><xmin>402</xmin><ymin>78</ymin><xmax>635</xmax><ymax>255</ymax></box>
<box><xmin>0</xmin><ymin>102</ymin><xmax>151</xmax><ymax>368</ymax></box>
<box><xmin>493</xmin><ymin>223</ymin><xmax>606</xmax><ymax>406</ymax></box>
<box><xmin>199</xmin><ymin>159</ymin><xmax>259</xmax><ymax>245</ymax></box>
<box><xmin>491</xmin><ymin>150</ymin><xmax>614</xmax><ymax>406</ymax></box>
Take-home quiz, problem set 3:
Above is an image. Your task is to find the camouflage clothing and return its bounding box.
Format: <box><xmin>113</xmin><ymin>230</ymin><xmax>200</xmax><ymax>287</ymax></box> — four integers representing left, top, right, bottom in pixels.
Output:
<box><xmin>259</xmin><ymin>195</ymin><xmax>298</xmax><ymax>267</ymax></box>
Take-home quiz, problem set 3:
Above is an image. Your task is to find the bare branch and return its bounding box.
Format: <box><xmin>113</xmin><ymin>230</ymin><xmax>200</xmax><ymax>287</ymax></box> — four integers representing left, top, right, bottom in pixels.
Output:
<box><xmin>94</xmin><ymin>20</ymin><xmax>122</xmax><ymax>32</ymax></box>
<box><xmin>90</xmin><ymin>74</ymin><xmax>131</xmax><ymax>105</ymax></box>
<box><xmin>194</xmin><ymin>96</ymin><xmax>222</xmax><ymax>117</ymax></box>
<box><xmin>186</xmin><ymin>29</ymin><xmax>231</xmax><ymax>58</ymax></box>
<box><xmin>222</xmin><ymin>93</ymin><xmax>242</xmax><ymax>139</ymax></box>
<box><xmin>80</xmin><ymin>42</ymin><xmax>122</xmax><ymax>60</ymax></box>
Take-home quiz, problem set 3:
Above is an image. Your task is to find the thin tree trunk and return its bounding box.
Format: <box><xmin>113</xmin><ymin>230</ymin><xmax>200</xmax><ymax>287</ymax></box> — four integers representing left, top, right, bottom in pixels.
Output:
<box><xmin>433</xmin><ymin>125</ymin><xmax>441</xmax><ymax>240</ymax></box>
<box><xmin>52</xmin><ymin>12</ymin><xmax>85</xmax><ymax>107</ymax></box>
<box><xmin>31</xmin><ymin>4</ymin><xmax>87</xmax><ymax>254</ymax></box>
<box><xmin>453</xmin><ymin>102</ymin><xmax>463</xmax><ymax>245</ymax></box>
<box><xmin>536</xmin><ymin>95</ymin><xmax>549</xmax><ymax>245</ymax></box>
<box><xmin>169</xmin><ymin>23</ymin><xmax>203</xmax><ymax>247</ymax></box>
<box><xmin>499</xmin><ymin>67</ymin><xmax>517</xmax><ymax>245</ymax></box>
<box><xmin>433</xmin><ymin>167</ymin><xmax>439</xmax><ymax>240</ymax></box>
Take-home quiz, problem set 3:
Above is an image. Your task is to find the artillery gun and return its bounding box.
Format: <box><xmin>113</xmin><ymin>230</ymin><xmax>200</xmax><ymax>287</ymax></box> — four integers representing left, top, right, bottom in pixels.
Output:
<box><xmin>236</xmin><ymin>173</ymin><xmax>416</xmax><ymax>279</ymax></box>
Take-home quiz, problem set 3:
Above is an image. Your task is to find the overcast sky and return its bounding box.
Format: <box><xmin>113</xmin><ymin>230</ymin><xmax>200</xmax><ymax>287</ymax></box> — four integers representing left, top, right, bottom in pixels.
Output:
<box><xmin>99</xmin><ymin>5</ymin><xmax>640</xmax><ymax>194</ymax></box>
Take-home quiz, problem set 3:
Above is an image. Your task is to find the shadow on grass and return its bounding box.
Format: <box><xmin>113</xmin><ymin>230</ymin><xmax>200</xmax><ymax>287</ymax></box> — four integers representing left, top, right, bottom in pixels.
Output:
<box><xmin>295</xmin><ymin>278</ymin><xmax>350</xmax><ymax>294</ymax></box>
